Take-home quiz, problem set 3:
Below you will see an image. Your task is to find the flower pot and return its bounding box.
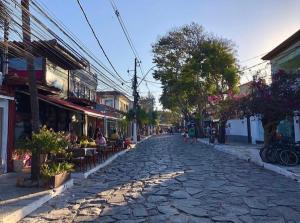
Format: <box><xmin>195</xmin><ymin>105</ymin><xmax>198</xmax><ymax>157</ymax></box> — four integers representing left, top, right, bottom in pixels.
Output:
<box><xmin>49</xmin><ymin>172</ymin><xmax>71</xmax><ymax>188</ymax></box>
<box><xmin>22</xmin><ymin>167</ymin><xmax>31</xmax><ymax>174</ymax></box>
<box><xmin>13</xmin><ymin>160</ymin><xmax>23</xmax><ymax>172</ymax></box>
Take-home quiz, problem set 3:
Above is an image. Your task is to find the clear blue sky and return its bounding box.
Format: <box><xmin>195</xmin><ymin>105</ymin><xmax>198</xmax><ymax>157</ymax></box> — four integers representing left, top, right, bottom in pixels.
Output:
<box><xmin>39</xmin><ymin>0</ymin><xmax>300</xmax><ymax>108</ymax></box>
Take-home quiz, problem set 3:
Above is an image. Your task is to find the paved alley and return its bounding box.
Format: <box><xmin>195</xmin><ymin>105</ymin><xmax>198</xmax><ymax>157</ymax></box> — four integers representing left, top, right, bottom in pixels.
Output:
<box><xmin>20</xmin><ymin>135</ymin><xmax>300</xmax><ymax>223</ymax></box>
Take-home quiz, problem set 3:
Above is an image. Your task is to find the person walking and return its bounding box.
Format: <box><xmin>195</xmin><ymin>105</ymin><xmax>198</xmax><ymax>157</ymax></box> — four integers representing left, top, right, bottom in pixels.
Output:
<box><xmin>188</xmin><ymin>125</ymin><xmax>196</xmax><ymax>144</ymax></box>
<box><xmin>183</xmin><ymin>127</ymin><xmax>188</xmax><ymax>143</ymax></box>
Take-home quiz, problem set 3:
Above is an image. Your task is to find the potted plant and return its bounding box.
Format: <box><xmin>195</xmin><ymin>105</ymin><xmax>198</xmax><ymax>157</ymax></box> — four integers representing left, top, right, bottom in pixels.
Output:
<box><xmin>87</xmin><ymin>139</ymin><xmax>97</xmax><ymax>148</ymax></box>
<box><xmin>40</xmin><ymin>162</ymin><xmax>74</xmax><ymax>188</ymax></box>
<box><xmin>19</xmin><ymin>126</ymin><xmax>74</xmax><ymax>188</ymax></box>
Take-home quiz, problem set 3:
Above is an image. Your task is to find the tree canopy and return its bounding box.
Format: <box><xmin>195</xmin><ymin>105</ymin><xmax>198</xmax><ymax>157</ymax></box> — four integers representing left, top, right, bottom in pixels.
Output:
<box><xmin>240</xmin><ymin>70</ymin><xmax>300</xmax><ymax>145</ymax></box>
<box><xmin>152</xmin><ymin>23</ymin><xmax>239</xmax><ymax>121</ymax></box>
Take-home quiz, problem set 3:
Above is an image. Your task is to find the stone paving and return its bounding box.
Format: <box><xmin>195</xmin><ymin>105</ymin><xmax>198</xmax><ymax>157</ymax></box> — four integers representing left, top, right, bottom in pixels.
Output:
<box><xmin>20</xmin><ymin>135</ymin><xmax>300</xmax><ymax>223</ymax></box>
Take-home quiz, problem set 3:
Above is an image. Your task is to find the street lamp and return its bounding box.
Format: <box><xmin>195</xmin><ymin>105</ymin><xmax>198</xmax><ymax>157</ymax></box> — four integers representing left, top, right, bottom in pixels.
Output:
<box><xmin>137</xmin><ymin>65</ymin><xmax>157</xmax><ymax>87</ymax></box>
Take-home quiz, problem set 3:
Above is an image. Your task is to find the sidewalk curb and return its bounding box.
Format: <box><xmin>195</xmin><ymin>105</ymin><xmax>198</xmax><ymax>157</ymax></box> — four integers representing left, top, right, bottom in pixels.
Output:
<box><xmin>199</xmin><ymin>139</ymin><xmax>300</xmax><ymax>182</ymax></box>
<box><xmin>1</xmin><ymin>179</ymin><xmax>73</xmax><ymax>223</ymax></box>
<box><xmin>1</xmin><ymin>135</ymin><xmax>153</xmax><ymax>223</ymax></box>
<box><xmin>72</xmin><ymin>135</ymin><xmax>152</xmax><ymax>180</ymax></box>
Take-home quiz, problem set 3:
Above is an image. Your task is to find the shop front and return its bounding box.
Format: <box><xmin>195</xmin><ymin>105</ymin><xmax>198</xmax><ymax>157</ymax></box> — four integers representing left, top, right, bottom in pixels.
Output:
<box><xmin>106</xmin><ymin>118</ymin><xmax>117</xmax><ymax>138</ymax></box>
<box><xmin>86</xmin><ymin>115</ymin><xmax>105</xmax><ymax>139</ymax></box>
<box><xmin>14</xmin><ymin>92</ymin><xmax>85</xmax><ymax>143</ymax></box>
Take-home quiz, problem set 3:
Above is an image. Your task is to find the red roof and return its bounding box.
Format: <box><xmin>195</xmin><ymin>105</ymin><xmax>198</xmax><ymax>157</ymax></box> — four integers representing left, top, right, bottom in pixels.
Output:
<box><xmin>39</xmin><ymin>95</ymin><xmax>119</xmax><ymax>120</ymax></box>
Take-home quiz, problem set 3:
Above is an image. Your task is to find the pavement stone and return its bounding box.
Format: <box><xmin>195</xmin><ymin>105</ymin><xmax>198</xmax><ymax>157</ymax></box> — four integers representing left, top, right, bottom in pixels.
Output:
<box><xmin>20</xmin><ymin>135</ymin><xmax>300</xmax><ymax>223</ymax></box>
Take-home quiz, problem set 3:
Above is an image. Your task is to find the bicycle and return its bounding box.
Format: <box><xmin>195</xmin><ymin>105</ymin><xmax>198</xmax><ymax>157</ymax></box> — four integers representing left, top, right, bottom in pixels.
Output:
<box><xmin>260</xmin><ymin>141</ymin><xmax>300</xmax><ymax>166</ymax></box>
<box><xmin>278</xmin><ymin>143</ymin><xmax>300</xmax><ymax>166</ymax></box>
<box><xmin>260</xmin><ymin>141</ymin><xmax>283</xmax><ymax>164</ymax></box>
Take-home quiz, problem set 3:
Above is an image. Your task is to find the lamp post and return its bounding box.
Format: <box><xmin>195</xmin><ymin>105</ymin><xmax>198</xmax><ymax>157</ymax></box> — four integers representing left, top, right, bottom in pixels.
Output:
<box><xmin>127</xmin><ymin>63</ymin><xmax>158</xmax><ymax>143</ymax></box>
<box><xmin>137</xmin><ymin>65</ymin><xmax>157</xmax><ymax>87</ymax></box>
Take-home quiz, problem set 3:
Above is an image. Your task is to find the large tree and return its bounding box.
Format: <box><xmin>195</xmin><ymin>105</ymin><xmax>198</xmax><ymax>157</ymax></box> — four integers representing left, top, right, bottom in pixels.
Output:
<box><xmin>186</xmin><ymin>37</ymin><xmax>239</xmax><ymax>142</ymax></box>
<box><xmin>152</xmin><ymin>23</ymin><xmax>239</xmax><ymax>141</ymax></box>
<box><xmin>139</xmin><ymin>92</ymin><xmax>155</xmax><ymax>112</ymax></box>
<box><xmin>152</xmin><ymin>23</ymin><xmax>206</xmax><ymax>119</ymax></box>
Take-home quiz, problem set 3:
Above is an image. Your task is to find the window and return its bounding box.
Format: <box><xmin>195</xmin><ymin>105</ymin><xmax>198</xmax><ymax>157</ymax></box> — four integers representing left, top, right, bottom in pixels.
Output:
<box><xmin>91</xmin><ymin>90</ymin><xmax>96</xmax><ymax>102</ymax></box>
<box><xmin>105</xmin><ymin>99</ymin><xmax>113</xmax><ymax>108</ymax></box>
<box><xmin>75</xmin><ymin>82</ymin><xmax>80</xmax><ymax>97</ymax></box>
<box><xmin>80</xmin><ymin>85</ymin><xmax>85</xmax><ymax>98</ymax></box>
<box><xmin>87</xmin><ymin>89</ymin><xmax>91</xmax><ymax>100</ymax></box>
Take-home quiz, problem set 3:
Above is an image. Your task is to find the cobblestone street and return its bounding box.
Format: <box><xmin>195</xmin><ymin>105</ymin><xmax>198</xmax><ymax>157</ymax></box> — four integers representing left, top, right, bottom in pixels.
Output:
<box><xmin>21</xmin><ymin>135</ymin><xmax>300</xmax><ymax>223</ymax></box>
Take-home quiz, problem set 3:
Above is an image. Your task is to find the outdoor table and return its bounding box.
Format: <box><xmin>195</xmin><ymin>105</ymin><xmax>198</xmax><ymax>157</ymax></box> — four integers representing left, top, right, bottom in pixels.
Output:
<box><xmin>80</xmin><ymin>147</ymin><xmax>97</xmax><ymax>156</ymax></box>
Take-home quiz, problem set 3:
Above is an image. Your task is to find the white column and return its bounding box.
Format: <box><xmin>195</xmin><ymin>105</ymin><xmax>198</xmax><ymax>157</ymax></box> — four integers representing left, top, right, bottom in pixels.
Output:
<box><xmin>133</xmin><ymin>121</ymin><xmax>137</xmax><ymax>143</ymax></box>
<box><xmin>294</xmin><ymin>113</ymin><xmax>300</xmax><ymax>142</ymax></box>
<box><xmin>104</xmin><ymin>118</ymin><xmax>108</xmax><ymax>138</ymax></box>
<box><xmin>83</xmin><ymin>115</ymin><xmax>88</xmax><ymax>136</ymax></box>
<box><xmin>0</xmin><ymin>99</ymin><xmax>8</xmax><ymax>173</ymax></box>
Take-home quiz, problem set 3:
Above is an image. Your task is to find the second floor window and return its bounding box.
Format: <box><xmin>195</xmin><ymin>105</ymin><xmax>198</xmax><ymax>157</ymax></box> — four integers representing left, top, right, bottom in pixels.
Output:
<box><xmin>105</xmin><ymin>99</ymin><xmax>113</xmax><ymax>108</ymax></box>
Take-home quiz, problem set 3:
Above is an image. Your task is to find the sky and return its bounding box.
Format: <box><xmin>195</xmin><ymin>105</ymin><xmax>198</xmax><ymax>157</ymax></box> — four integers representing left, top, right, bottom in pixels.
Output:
<box><xmin>38</xmin><ymin>0</ymin><xmax>300</xmax><ymax>109</ymax></box>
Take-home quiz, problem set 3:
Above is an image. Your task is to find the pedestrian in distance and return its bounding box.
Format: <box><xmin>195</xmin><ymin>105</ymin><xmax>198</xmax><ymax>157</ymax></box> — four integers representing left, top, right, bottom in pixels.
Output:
<box><xmin>183</xmin><ymin>127</ymin><xmax>188</xmax><ymax>143</ymax></box>
<box><xmin>188</xmin><ymin>125</ymin><xmax>196</xmax><ymax>144</ymax></box>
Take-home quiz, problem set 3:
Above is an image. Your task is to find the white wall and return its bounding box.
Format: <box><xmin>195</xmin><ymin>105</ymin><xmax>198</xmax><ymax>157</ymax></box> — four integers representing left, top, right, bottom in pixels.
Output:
<box><xmin>226</xmin><ymin>116</ymin><xmax>264</xmax><ymax>144</ymax></box>
<box><xmin>0</xmin><ymin>99</ymin><xmax>9</xmax><ymax>173</ymax></box>
<box><xmin>250</xmin><ymin>116</ymin><xmax>264</xmax><ymax>144</ymax></box>
<box><xmin>226</xmin><ymin>118</ymin><xmax>248</xmax><ymax>136</ymax></box>
<box><xmin>46</xmin><ymin>60</ymin><xmax>68</xmax><ymax>98</ymax></box>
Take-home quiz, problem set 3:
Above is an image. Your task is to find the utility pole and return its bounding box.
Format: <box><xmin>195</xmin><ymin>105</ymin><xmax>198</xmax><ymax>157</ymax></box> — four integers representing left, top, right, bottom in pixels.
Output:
<box><xmin>22</xmin><ymin>0</ymin><xmax>40</xmax><ymax>181</ymax></box>
<box><xmin>132</xmin><ymin>58</ymin><xmax>139</xmax><ymax>143</ymax></box>
<box><xmin>0</xmin><ymin>1</ymin><xmax>9</xmax><ymax>85</ymax></box>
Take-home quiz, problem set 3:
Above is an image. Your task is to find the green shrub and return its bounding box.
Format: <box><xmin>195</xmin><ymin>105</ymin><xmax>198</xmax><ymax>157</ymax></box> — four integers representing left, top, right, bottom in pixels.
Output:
<box><xmin>20</xmin><ymin>126</ymin><xmax>70</xmax><ymax>162</ymax></box>
<box><xmin>40</xmin><ymin>162</ymin><xmax>74</xmax><ymax>179</ymax></box>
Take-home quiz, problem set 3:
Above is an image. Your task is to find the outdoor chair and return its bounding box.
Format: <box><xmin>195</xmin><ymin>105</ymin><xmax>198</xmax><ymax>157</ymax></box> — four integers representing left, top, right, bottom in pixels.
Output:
<box><xmin>91</xmin><ymin>149</ymin><xmax>99</xmax><ymax>165</ymax></box>
<box><xmin>85</xmin><ymin>150</ymin><xmax>94</xmax><ymax>169</ymax></box>
<box><xmin>106</xmin><ymin>140</ymin><xmax>115</xmax><ymax>154</ymax></box>
<box><xmin>104</xmin><ymin>144</ymin><xmax>114</xmax><ymax>158</ymax></box>
<box><xmin>71</xmin><ymin>149</ymin><xmax>86</xmax><ymax>172</ymax></box>
<box><xmin>97</xmin><ymin>145</ymin><xmax>106</xmax><ymax>162</ymax></box>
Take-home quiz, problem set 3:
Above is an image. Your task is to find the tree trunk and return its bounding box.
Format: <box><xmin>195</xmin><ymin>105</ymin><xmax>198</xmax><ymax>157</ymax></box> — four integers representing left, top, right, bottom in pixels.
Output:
<box><xmin>218</xmin><ymin>120</ymin><xmax>226</xmax><ymax>144</ymax></box>
<box><xmin>22</xmin><ymin>0</ymin><xmax>40</xmax><ymax>181</ymax></box>
<box><xmin>263</xmin><ymin>121</ymin><xmax>278</xmax><ymax>146</ymax></box>
<box><xmin>260</xmin><ymin>121</ymin><xmax>278</xmax><ymax>162</ymax></box>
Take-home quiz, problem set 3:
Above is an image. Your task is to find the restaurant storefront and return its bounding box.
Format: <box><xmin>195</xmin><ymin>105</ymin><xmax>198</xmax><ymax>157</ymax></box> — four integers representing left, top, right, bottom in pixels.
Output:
<box><xmin>14</xmin><ymin>92</ymin><xmax>86</xmax><ymax>142</ymax></box>
<box><xmin>106</xmin><ymin>118</ymin><xmax>117</xmax><ymax>138</ymax></box>
<box><xmin>86</xmin><ymin>115</ymin><xmax>105</xmax><ymax>139</ymax></box>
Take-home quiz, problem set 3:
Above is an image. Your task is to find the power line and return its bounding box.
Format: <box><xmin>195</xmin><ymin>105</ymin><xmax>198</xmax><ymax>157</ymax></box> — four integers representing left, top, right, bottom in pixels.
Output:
<box><xmin>76</xmin><ymin>0</ymin><xmax>128</xmax><ymax>84</ymax></box>
<box><xmin>240</xmin><ymin>52</ymin><xmax>267</xmax><ymax>63</ymax></box>
<box><xmin>31</xmin><ymin>0</ymin><xmax>132</xmax><ymax>94</ymax></box>
<box><xmin>109</xmin><ymin>0</ymin><xmax>146</xmax><ymax>80</ymax></box>
<box><xmin>2</xmin><ymin>0</ymin><xmax>133</xmax><ymax>98</ymax></box>
<box><xmin>239</xmin><ymin>61</ymin><xmax>269</xmax><ymax>73</ymax></box>
<box><xmin>143</xmin><ymin>79</ymin><xmax>161</xmax><ymax>85</ymax></box>
<box><xmin>29</xmin><ymin>0</ymin><xmax>131</xmax><ymax>93</ymax></box>
<box><xmin>109</xmin><ymin>0</ymin><xmax>140</xmax><ymax>60</ymax></box>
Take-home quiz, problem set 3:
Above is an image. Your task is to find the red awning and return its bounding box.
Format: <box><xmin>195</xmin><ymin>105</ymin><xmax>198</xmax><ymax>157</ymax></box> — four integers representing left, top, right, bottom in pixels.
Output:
<box><xmin>39</xmin><ymin>94</ymin><xmax>118</xmax><ymax>120</ymax></box>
